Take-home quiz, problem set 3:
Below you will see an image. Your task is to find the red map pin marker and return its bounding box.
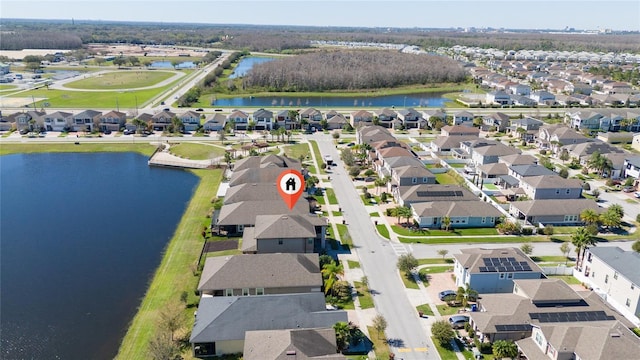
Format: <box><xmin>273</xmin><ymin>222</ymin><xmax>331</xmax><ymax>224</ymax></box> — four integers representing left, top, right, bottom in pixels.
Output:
<box><xmin>277</xmin><ymin>169</ymin><xmax>305</xmax><ymax>210</ymax></box>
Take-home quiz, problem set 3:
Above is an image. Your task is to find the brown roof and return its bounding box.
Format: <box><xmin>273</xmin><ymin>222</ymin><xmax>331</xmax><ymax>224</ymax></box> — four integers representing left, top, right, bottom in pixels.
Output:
<box><xmin>244</xmin><ymin>327</ymin><xmax>345</xmax><ymax>360</ymax></box>
<box><xmin>198</xmin><ymin>253</ymin><xmax>322</xmax><ymax>292</ymax></box>
<box><xmin>378</xmin><ymin>147</ymin><xmax>413</xmax><ymax>158</ymax></box>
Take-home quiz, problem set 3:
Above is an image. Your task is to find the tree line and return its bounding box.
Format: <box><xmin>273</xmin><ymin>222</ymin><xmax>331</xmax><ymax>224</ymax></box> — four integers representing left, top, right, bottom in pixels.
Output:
<box><xmin>2</xmin><ymin>20</ymin><xmax>638</xmax><ymax>53</ymax></box>
<box><xmin>242</xmin><ymin>50</ymin><xmax>467</xmax><ymax>92</ymax></box>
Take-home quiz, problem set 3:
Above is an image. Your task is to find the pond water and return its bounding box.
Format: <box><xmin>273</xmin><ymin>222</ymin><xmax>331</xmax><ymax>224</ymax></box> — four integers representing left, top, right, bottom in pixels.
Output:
<box><xmin>0</xmin><ymin>152</ymin><xmax>199</xmax><ymax>360</ymax></box>
<box><xmin>212</xmin><ymin>92</ymin><xmax>451</xmax><ymax>108</ymax></box>
<box><xmin>150</xmin><ymin>60</ymin><xmax>196</xmax><ymax>69</ymax></box>
<box><xmin>229</xmin><ymin>57</ymin><xmax>275</xmax><ymax>78</ymax></box>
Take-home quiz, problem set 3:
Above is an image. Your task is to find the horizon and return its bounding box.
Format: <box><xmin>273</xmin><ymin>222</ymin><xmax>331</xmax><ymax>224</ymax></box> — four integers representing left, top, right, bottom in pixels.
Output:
<box><xmin>1</xmin><ymin>1</ymin><xmax>639</xmax><ymax>32</ymax></box>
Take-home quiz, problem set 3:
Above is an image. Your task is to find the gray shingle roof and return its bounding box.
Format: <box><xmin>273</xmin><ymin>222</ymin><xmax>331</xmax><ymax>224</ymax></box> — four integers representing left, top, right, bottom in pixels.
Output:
<box><xmin>509</xmin><ymin>164</ymin><xmax>556</xmax><ymax>177</ymax></box>
<box><xmin>587</xmin><ymin>247</ymin><xmax>640</xmax><ymax>286</ymax></box>
<box><xmin>254</xmin><ymin>214</ymin><xmax>319</xmax><ymax>239</ymax></box>
<box><xmin>398</xmin><ymin>184</ymin><xmax>477</xmax><ymax>203</ymax></box>
<box><xmin>198</xmin><ymin>253</ymin><xmax>322</xmax><ymax>292</ymax></box>
<box><xmin>244</xmin><ymin>328</ymin><xmax>346</xmax><ymax>360</ymax></box>
<box><xmin>522</xmin><ymin>175</ymin><xmax>583</xmax><ymax>189</ymax></box>
<box><xmin>216</xmin><ymin>199</ymin><xmax>310</xmax><ymax>226</ymax></box>
<box><xmin>190</xmin><ymin>293</ymin><xmax>348</xmax><ymax>343</ymax></box>
<box><xmin>454</xmin><ymin>247</ymin><xmax>541</xmax><ymax>274</ymax></box>
<box><xmin>510</xmin><ymin>199</ymin><xmax>599</xmax><ymax>216</ymax></box>
<box><xmin>411</xmin><ymin>200</ymin><xmax>502</xmax><ymax>218</ymax></box>
<box><xmin>223</xmin><ymin>183</ymin><xmax>282</xmax><ymax>204</ymax></box>
<box><xmin>233</xmin><ymin>155</ymin><xmax>300</xmax><ymax>172</ymax></box>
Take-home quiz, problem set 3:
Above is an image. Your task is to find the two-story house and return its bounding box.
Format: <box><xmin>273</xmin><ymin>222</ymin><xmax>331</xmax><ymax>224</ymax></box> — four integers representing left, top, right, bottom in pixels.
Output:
<box><xmin>252</xmin><ymin>108</ymin><xmax>273</xmax><ymax>130</ymax></box>
<box><xmin>350</xmin><ymin>110</ymin><xmax>374</xmax><ymax>128</ymax></box>
<box><xmin>452</xmin><ymin>110</ymin><xmax>475</xmax><ymax>127</ymax></box>
<box><xmin>300</xmin><ymin>108</ymin><xmax>322</xmax><ymax>130</ymax></box>
<box><xmin>179</xmin><ymin>110</ymin><xmax>202</xmax><ymax>132</ymax></box>
<box><xmin>227</xmin><ymin>109</ymin><xmax>249</xmax><ymax>131</ymax></box>
<box><xmin>151</xmin><ymin>110</ymin><xmax>175</xmax><ymax>131</ymax></box>
<box><xmin>72</xmin><ymin>110</ymin><xmax>101</xmax><ymax>132</ymax></box>
<box><xmin>98</xmin><ymin>110</ymin><xmax>127</xmax><ymax>132</ymax></box>
<box><xmin>520</xmin><ymin>175</ymin><xmax>583</xmax><ymax>200</ymax></box>
<box><xmin>482</xmin><ymin>112</ymin><xmax>510</xmax><ymax>132</ymax></box>
<box><xmin>486</xmin><ymin>90</ymin><xmax>511</xmax><ymax>106</ymax></box>
<box><xmin>43</xmin><ymin>111</ymin><xmax>73</xmax><ymax>131</ymax></box>
<box><xmin>396</xmin><ymin>108</ymin><xmax>423</xmax><ymax>129</ymax></box>
<box><xmin>373</xmin><ymin>108</ymin><xmax>397</xmax><ymax>128</ymax></box>
<box><xmin>580</xmin><ymin>247</ymin><xmax>640</xmax><ymax>326</ymax></box>
<box><xmin>14</xmin><ymin>111</ymin><xmax>46</xmax><ymax>132</ymax></box>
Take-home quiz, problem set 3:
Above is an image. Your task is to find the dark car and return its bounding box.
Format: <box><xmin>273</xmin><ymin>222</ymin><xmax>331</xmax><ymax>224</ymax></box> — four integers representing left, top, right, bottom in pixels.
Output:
<box><xmin>103</xmin><ymin>130</ymin><xmax>112</xmax><ymax>135</ymax></box>
<box><xmin>195</xmin><ymin>108</ymin><xmax>204</xmax><ymax>112</ymax></box>
<box><xmin>439</xmin><ymin>290</ymin><xmax>456</xmax><ymax>301</ymax></box>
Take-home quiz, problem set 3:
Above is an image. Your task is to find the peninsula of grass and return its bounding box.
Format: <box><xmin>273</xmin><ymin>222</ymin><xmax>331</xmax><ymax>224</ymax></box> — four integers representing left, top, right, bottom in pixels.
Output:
<box><xmin>168</xmin><ymin>142</ymin><xmax>226</xmax><ymax>160</ymax></box>
<box><xmin>308</xmin><ymin>140</ymin><xmax>325</xmax><ymax>174</ymax></box>
<box><xmin>336</xmin><ymin>224</ymin><xmax>352</xmax><ymax>246</ymax></box>
<box><xmin>416</xmin><ymin>304</ymin><xmax>435</xmax><ymax>316</ymax></box>
<box><xmin>400</xmin><ymin>271</ymin><xmax>419</xmax><ymax>289</ymax></box>
<box><xmin>347</xmin><ymin>260</ymin><xmax>361</xmax><ymax>269</ymax></box>
<box><xmin>116</xmin><ymin>168</ymin><xmax>224</xmax><ymax>360</ymax></box>
<box><xmin>368</xmin><ymin>326</ymin><xmax>390</xmax><ymax>360</ymax></box>
<box><xmin>392</xmin><ymin>225</ymin><xmax>499</xmax><ymax>237</ymax></box>
<box><xmin>0</xmin><ymin>142</ymin><xmax>156</xmax><ymax>156</ymax></box>
<box><xmin>354</xmin><ymin>281</ymin><xmax>374</xmax><ymax>309</ymax></box>
<box><xmin>64</xmin><ymin>70</ymin><xmax>177</xmax><ymax>90</ymax></box>
<box><xmin>325</xmin><ymin>188</ymin><xmax>338</xmax><ymax>204</ymax></box>
<box><xmin>376</xmin><ymin>224</ymin><xmax>390</xmax><ymax>239</ymax></box>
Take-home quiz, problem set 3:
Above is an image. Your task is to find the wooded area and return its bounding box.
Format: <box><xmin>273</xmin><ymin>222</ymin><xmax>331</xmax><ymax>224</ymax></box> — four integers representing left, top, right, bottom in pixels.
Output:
<box><xmin>1</xmin><ymin>20</ymin><xmax>639</xmax><ymax>53</ymax></box>
<box><xmin>242</xmin><ymin>50</ymin><xmax>467</xmax><ymax>91</ymax></box>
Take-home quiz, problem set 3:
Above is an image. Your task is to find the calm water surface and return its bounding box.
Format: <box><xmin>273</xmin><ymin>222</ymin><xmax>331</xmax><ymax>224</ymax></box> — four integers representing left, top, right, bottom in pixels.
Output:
<box><xmin>0</xmin><ymin>153</ymin><xmax>199</xmax><ymax>360</ymax></box>
<box><xmin>229</xmin><ymin>57</ymin><xmax>275</xmax><ymax>78</ymax></box>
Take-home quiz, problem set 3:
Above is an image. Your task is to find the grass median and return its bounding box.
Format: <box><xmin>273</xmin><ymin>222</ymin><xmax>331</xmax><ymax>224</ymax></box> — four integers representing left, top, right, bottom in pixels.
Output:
<box><xmin>116</xmin><ymin>168</ymin><xmax>223</xmax><ymax>360</ymax></box>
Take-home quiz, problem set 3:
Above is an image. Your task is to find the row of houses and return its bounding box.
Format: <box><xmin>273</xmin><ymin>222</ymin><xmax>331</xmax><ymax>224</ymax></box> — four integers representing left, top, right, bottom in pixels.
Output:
<box><xmin>450</xmin><ymin>247</ymin><xmax>640</xmax><ymax>359</ymax></box>
<box><xmin>192</xmin><ymin>155</ymin><xmax>347</xmax><ymax>357</ymax></box>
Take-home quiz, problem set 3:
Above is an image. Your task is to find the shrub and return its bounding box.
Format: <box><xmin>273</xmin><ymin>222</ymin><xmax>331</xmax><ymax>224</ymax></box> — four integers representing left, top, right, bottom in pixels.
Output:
<box><xmin>364</xmin><ymin>169</ymin><xmax>375</xmax><ymax>177</ymax></box>
<box><xmin>636</xmin><ymin>214</ymin><xmax>640</xmax><ymax>224</ymax></box>
<box><xmin>540</xmin><ymin>149</ymin><xmax>547</xmax><ymax>155</ymax></box>
<box><xmin>521</xmin><ymin>228</ymin><xmax>534</xmax><ymax>236</ymax></box>
<box><xmin>586</xmin><ymin>223</ymin><xmax>599</xmax><ymax>236</ymax></box>
<box><xmin>606</xmin><ymin>178</ymin><xmax>614</xmax><ymax>187</ymax></box>
<box><xmin>582</xmin><ymin>182</ymin><xmax>591</xmax><ymax>191</ymax></box>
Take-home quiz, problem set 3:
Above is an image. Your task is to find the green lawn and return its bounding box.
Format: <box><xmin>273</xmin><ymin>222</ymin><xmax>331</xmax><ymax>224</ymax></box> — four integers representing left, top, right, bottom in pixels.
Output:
<box><xmin>0</xmin><ymin>143</ymin><xmax>156</xmax><ymax>156</ymax></box>
<box><xmin>419</xmin><ymin>266</ymin><xmax>453</xmax><ymax>275</ymax></box>
<box><xmin>435</xmin><ymin>172</ymin><xmax>459</xmax><ymax>185</ymax></box>
<box><xmin>417</xmin><ymin>258</ymin><xmax>454</xmax><ymax>265</ymax></box>
<box><xmin>314</xmin><ymin>195</ymin><xmax>326</xmax><ymax>205</ymax></box>
<box><xmin>436</xmin><ymin>304</ymin><xmax>463</xmax><ymax>316</ymax></box>
<box><xmin>531</xmin><ymin>255</ymin><xmax>571</xmax><ymax>263</ymax></box>
<box><xmin>169</xmin><ymin>143</ymin><xmax>225</xmax><ymax>160</ymax></box>
<box><xmin>0</xmin><ymin>84</ymin><xmax>18</xmax><ymax>91</ymax></box>
<box><xmin>369</xmin><ymin>212</ymin><xmax>379</xmax><ymax>217</ymax></box>
<box><xmin>308</xmin><ymin>140</ymin><xmax>325</xmax><ymax>174</ymax></box>
<box><xmin>116</xmin><ymin>168</ymin><xmax>224</xmax><ymax>360</ymax></box>
<box><xmin>65</xmin><ymin>70</ymin><xmax>175</xmax><ymax>89</ymax></box>
<box><xmin>332</xmin><ymin>211</ymin><xmax>342</xmax><ymax>216</ymax></box>
<box><xmin>400</xmin><ymin>271</ymin><xmax>419</xmax><ymax>289</ymax></box>
<box><xmin>376</xmin><ymin>224</ymin><xmax>390</xmax><ymax>239</ymax></box>
<box><xmin>399</xmin><ymin>236</ymin><xmax>550</xmax><ymax>244</ymax></box>
<box><xmin>283</xmin><ymin>142</ymin><xmax>310</xmax><ymax>160</ymax></box>
<box><xmin>325</xmin><ymin>187</ymin><xmax>338</xmax><ymax>205</ymax></box>
<box><xmin>548</xmin><ymin>275</ymin><xmax>582</xmax><ymax>285</ymax></box>
<box><xmin>354</xmin><ymin>281</ymin><xmax>374</xmax><ymax>309</ymax></box>
<box><xmin>336</xmin><ymin>224</ymin><xmax>352</xmax><ymax>246</ymax></box>
<box><xmin>431</xmin><ymin>337</ymin><xmax>459</xmax><ymax>360</ymax></box>
<box><xmin>416</xmin><ymin>303</ymin><xmax>435</xmax><ymax>316</ymax></box>
<box><xmin>347</xmin><ymin>260</ymin><xmax>361</xmax><ymax>269</ymax></box>
<box><xmin>368</xmin><ymin>326</ymin><xmax>390</xmax><ymax>360</ymax></box>
<box><xmin>392</xmin><ymin>225</ymin><xmax>498</xmax><ymax>237</ymax></box>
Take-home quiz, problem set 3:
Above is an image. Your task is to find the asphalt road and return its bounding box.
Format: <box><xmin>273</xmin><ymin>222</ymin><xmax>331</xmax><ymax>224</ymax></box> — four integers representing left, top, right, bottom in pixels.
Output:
<box><xmin>311</xmin><ymin>133</ymin><xmax>436</xmax><ymax>359</ymax></box>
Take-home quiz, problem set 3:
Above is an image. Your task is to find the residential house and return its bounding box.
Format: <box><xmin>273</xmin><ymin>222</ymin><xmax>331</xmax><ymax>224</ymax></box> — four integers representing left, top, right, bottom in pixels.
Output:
<box><xmin>179</xmin><ymin>110</ymin><xmax>202</xmax><ymax>131</ymax></box>
<box><xmin>460</xmin><ymin>139</ymin><xmax>521</xmax><ymax>166</ymax></box>
<box><xmin>412</xmin><ymin>200</ymin><xmax>502</xmax><ymax>229</ymax></box>
<box><xmin>393</xmin><ymin>184</ymin><xmax>477</xmax><ymax>207</ymax></box>
<box><xmin>441</xmin><ymin>125</ymin><xmax>480</xmax><ymax>137</ymax></box>
<box><xmin>508</xmin><ymin>164</ymin><xmax>556</xmax><ymax>182</ymax></box>
<box><xmin>568</xmin><ymin>110</ymin><xmax>617</xmax><ymax>132</ymax></box>
<box><xmin>98</xmin><ymin>110</ymin><xmax>127</xmax><ymax>132</ymax></box>
<box><xmin>275</xmin><ymin>110</ymin><xmax>296</xmax><ymax>130</ymax></box>
<box><xmin>470</xmin><ymin>278</ymin><xmax>629</xmax><ymax>343</ymax></box>
<box><xmin>190</xmin><ymin>293</ymin><xmax>347</xmax><ymax>357</ymax></box>
<box><xmin>509</xmin><ymin>198</ymin><xmax>600</xmax><ymax>225</ymax></box>
<box><xmin>197</xmin><ymin>253</ymin><xmax>322</xmax><ymax>296</ymax></box>
<box><xmin>241</xmin><ymin>214</ymin><xmax>326</xmax><ymax>254</ymax></box>
<box><xmin>580</xmin><ymin>247</ymin><xmax>640</xmax><ymax>326</ymax></box>
<box><xmin>72</xmin><ymin>110</ymin><xmax>101</xmax><ymax>132</ymax></box>
<box><xmin>356</xmin><ymin>125</ymin><xmax>394</xmax><ymax>145</ymax></box>
<box><xmin>423</xmin><ymin>109</ymin><xmax>447</xmax><ymax>128</ymax></box>
<box><xmin>396</xmin><ymin>108</ymin><xmax>423</xmax><ymax>129</ymax></box>
<box><xmin>243</xmin><ymin>328</ymin><xmax>345</xmax><ymax>360</ymax></box>
<box><xmin>223</xmin><ymin>183</ymin><xmax>283</xmax><ymax>205</ymax></box>
<box><xmin>390</xmin><ymin>165</ymin><xmax>436</xmax><ymax>190</ymax></box>
<box><xmin>486</xmin><ymin>90</ymin><xmax>511</xmax><ymax>106</ymax></box>
<box><xmin>482</xmin><ymin>112</ymin><xmax>510</xmax><ymax>132</ymax></box>
<box><xmin>623</xmin><ymin>156</ymin><xmax>640</xmax><ymax>184</ymax></box>
<box><xmin>349</xmin><ymin>110</ymin><xmax>373</xmax><ymax>128</ymax></box>
<box><xmin>536</xmin><ymin>125</ymin><xmax>589</xmax><ymax>152</ymax></box>
<box><xmin>511</xmin><ymin>95</ymin><xmax>538</xmax><ymax>107</ymax></box>
<box><xmin>233</xmin><ymin>154</ymin><xmax>300</xmax><ymax>172</ymax></box>
<box><xmin>520</xmin><ymin>175</ymin><xmax>583</xmax><ymax>200</ymax></box>
<box><xmin>300</xmin><ymin>108</ymin><xmax>323</xmax><ymax>130</ymax></box>
<box><xmin>227</xmin><ymin>109</ymin><xmax>249</xmax><ymax>131</ymax></box>
<box><xmin>151</xmin><ymin>110</ymin><xmax>175</xmax><ymax>131</ymax></box>
<box><xmin>215</xmin><ymin>199</ymin><xmax>312</xmax><ymax>235</ymax></box>
<box><xmin>530</xmin><ymin>90</ymin><xmax>556</xmax><ymax>105</ymax></box>
<box><xmin>453</xmin><ymin>248</ymin><xmax>543</xmax><ymax>293</ymax></box>
<box><xmin>14</xmin><ymin>111</ymin><xmax>46</xmax><ymax>132</ymax></box>
<box><xmin>509</xmin><ymin>117</ymin><xmax>544</xmax><ymax>142</ymax></box>
<box><xmin>477</xmin><ymin>163</ymin><xmax>509</xmax><ymax>180</ymax></box>
<box><xmin>252</xmin><ymin>108</ymin><xmax>273</xmax><ymax>130</ymax></box>
<box><xmin>452</xmin><ymin>110</ymin><xmax>475</xmax><ymax>126</ymax></box>
<box><xmin>517</xmin><ymin>320</ymin><xmax>640</xmax><ymax>360</ymax></box>
<box><xmin>431</xmin><ymin>135</ymin><xmax>478</xmax><ymax>154</ymax></box>
<box><xmin>203</xmin><ymin>113</ymin><xmax>226</xmax><ymax>132</ymax></box>
<box><xmin>380</xmin><ymin>156</ymin><xmax>425</xmax><ymax>177</ymax></box>
<box><xmin>0</xmin><ymin>113</ymin><xmax>15</xmax><ymax>131</ymax></box>
<box><xmin>602</xmin><ymin>81</ymin><xmax>633</xmax><ymax>94</ymax></box>
<box><xmin>562</xmin><ymin>141</ymin><xmax>625</xmax><ymax>167</ymax></box>
<box><xmin>498</xmin><ymin>154</ymin><xmax>537</xmax><ymax>167</ymax></box>
<box><xmin>43</xmin><ymin>111</ymin><xmax>73</xmax><ymax>131</ymax></box>
<box><xmin>373</xmin><ymin>108</ymin><xmax>398</xmax><ymax>128</ymax></box>
<box><xmin>508</xmin><ymin>83</ymin><xmax>531</xmax><ymax>96</ymax></box>
<box><xmin>376</xmin><ymin>147</ymin><xmax>414</xmax><ymax>169</ymax></box>
<box><xmin>326</xmin><ymin>114</ymin><xmax>347</xmax><ymax>130</ymax></box>
<box><xmin>228</xmin><ymin>167</ymin><xmax>298</xmax><ymax>187</ymax></box>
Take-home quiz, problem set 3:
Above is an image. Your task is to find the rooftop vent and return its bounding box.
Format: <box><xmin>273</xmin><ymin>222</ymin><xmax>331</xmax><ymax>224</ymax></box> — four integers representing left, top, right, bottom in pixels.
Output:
<box><xmin>286</xmin><ymin>351</ymin><xmax>297</xmax><ymax>356</ymax></box>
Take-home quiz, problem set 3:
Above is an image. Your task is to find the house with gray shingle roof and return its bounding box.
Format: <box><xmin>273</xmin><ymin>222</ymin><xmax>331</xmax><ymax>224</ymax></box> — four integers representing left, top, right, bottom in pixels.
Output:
<box><xmin>98</xmin><ymin>110</ymin><xmax>127</xmax><ymax>132</ymax></box>
<box><xmin>72</xmin><ymin>109</ymin><xmax>101</xmax><ymax>132</ymax></box>
<box><xmin>151</xmin><ymin>109</ymin><xmax>175</xmax><ymax>131</ymax></box>
<box><xmin>43</xmin><ymin>111</ymin><xmax>73</xmax><ymax>131</ymax></box>
<box><xmin>431</xmin><ymin>135</ymin><xmax>478</xmax><ymax>153</ymax></box>
<box><xmin>349</xmin><ymin>110</ymin><xmax>373</xmax><ymax>127</ymax></box>
<box><xmin>508</xmin><ymin>164</ymin><xmax>556</xmax><ymax>181</ymax></box>
<box><xmin>356</xmin><ymin>125</ymin><xmax>394</xmax><ymax>145</ymax></box>
<box><xmin>227</xmin><ymin>109</ymin><xmax>249</xmax><ymax>130</ymax></box>
<box><xmin>391</xmin><ymin>165</ymin><xmax>436</xmax><ymax>187</ymax></box>
<box><xmin>326</xmin><ymin>114</ymin><xmax>347</xmax><ymax>130</ymax></box>
<box><xmin>197</xmin><ymin>253</ymin><xmax>322</xmax><ymax>296</ymax></box>
<box><xmin>241</xmin><ymin>214</ymin><xmax>326</xmax><ymax>254</ymax></box>
<box><xmin>396</xmin><ymin>108</ymin><xmax>423</xmax><ymax>129</ymax></box>
<box><xmin>441</xmin><ymin>125</ymin><xmax>480</xmax><ymax>137</ymax></box>
<box><xmin>498</xmin><ymin>154</ymin><xmax>537</xmax><ymax>167</ymax></box>
<box><xmin>452</xmin><ymin>110</ymin><xmax>475</xmax><ymax>126</ymax></box>
<box><xmin>215</xmin><ymin>199</ymin><xmax>311</xmax><ymax>234</ymax></box>
<box><xmin>203</xmin><ymin>113</ymin><xmax>226</xmax><ymax>132</ymax></box>
<box><xmin>520</xmin><ymin>175</ymin><xmax>583</xmax><ymax>200</ymax></box>
<box><xmin>179</xmin><ymin>110</ymin><xmax>202</xmax><ymax>131</ymax></box>
<box><xmin>252</xmin><ymin>108</ymin><xmax>273</xmax><ymax>130</ymax></box>
<box><xmin>373</xmin><ymin>108</ymin><xmax>397</xmax><ymax>128</ymax></box>
<box><xmin>412</xmin><ymin>201</ymin><xmax>502</xmax><ymax>229</ymax></box>
<box><xmin>190</xmin><ymin>292</ymin><xmax>347</xmax><ymax>357</ymax></box>
<box><xmin>393</xmin><ymin>184</ymin><xmax>477</xmax><ymax>206</ymax></box>
<box><xmin>580</xmin><ymin>247</ymin><xmax>640</xmax><ymax>326</ymax></box>
<box><xmin>233</xmin><ymin>154</ymin><xmax>300</xmax><ymax>172</ymax></box>
<box><xmin>453</xmin><ymin>248</ymin><xmax>543</xmax><ymax>294</ymax></box>
<box><xmin>509</xmin><ymin>198</ymin><xmax>600</xmax><ymax>225</ymax></box>
<box><xmin>223</xmin><ymin>183</ymin><xmax>282</xmax><ymax>204</ymax></box>
<box><xmin>244</xmin><ymin>327</ymin><xmax>346</xmax><ymax>360</ymax></box>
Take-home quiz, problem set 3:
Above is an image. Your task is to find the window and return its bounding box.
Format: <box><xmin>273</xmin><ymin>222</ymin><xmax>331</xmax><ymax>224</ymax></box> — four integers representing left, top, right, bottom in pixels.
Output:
<box><xmin>423</xmin><ymin>177</ymin><xmax>428</xmax><ymax>183</ymax></box>
<box><xmin>256</xmin><ymin>288</ymin><xmax>264</xmax><ymax>296</ymax></box>
<box><xmin>507</xmin><ymin>273</ymin><xmax>514</xmax><ymax>279</ymax></box>
<box><xmin>614</xmin><ymin>272</ymin><xmax>618</xmax><ymax>280</ymax></box>
<box><xmin>225</xmin><ymin>289</ymin><xmax>234</xmax><ymax>296</ymax></box>
<box><xmin>278</xmin><ymin>239</ymin><xmax>283</xmax><ymax>245</ymax></box>
<box><xmin>412</xmin><ymin>177</ymin><xmax>418</xmax><ymax>184</ymax></box>
<box><xmin>626</xmin><ymin>298</ymin><xmax>631</xmax><ymax>307</ymax></box>
<box><xmin>605</xmin><ymin>275</ymin><xmax>609</xmax><ymax>284</ymax></box>
<box><xmin>566</xmin><ymin>189</ymin><xmax>570</xmax><ymax>194</ymax></box>
<box><xmin>307</xmin><ymin>239</ymin><xmax>313</xmax><ymax>244</ymax></box>
<box><xmin>481</xmin><ymin>217</ymin><xmax>486</xmax><ymax>224</ymax></box>
<box><xmin>499</xmin><ymin>273</ymin><xmax>506</xmax><ymax>279</ymax></box>
<box><xmin>242</xmin><ymin>288</ymin><xmax>250</xmax><ymax>296</ymax></box>
<box><xmin>556</xmin><ymin>189</ymin><xmax>560</xmax><ymax>194</ymax></box>
<box><xmin>632</xmin><ymin>284</ymin><xmax>635</xmax><ymax>290</ymax></box>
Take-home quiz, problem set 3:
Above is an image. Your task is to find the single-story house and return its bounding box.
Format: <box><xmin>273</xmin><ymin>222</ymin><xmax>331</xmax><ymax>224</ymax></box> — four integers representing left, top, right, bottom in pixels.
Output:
<box><xmin>509</xmin><ymin>198</ymin><xmax>600</xmax><ymax>225</ymax></box>
<box><xmin>412</xmin><ymin>201</ymin><xmax>502</xmax><ymax>229</ymax></box>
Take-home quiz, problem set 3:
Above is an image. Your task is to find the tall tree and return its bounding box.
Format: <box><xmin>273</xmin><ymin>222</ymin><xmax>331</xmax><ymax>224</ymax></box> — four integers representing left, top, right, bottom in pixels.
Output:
<box><xmin>431</xmin><ymin>320</ymin><xmax>455</xmax><ymax>346</ymax></box>
<box><xmin>560</xmin><ymin>242</ymin><xmax>572</xmax><ymax>265</ymax></box>
<box><xmin>437</xmin><ymin>249</ymin><xmax>449</xmax><ymax>260</ymax></box>
<box><xmin>372</xmin><ymin>315</ymin><xmax>388</xmax><ymax>339</ymax></box>
<box><xmin>571</xmin><ymin>227</ymin><xmax>595</xmax><ymax>269</ymax></box>
<box><xmin>321</xmin><ymin>261</ymin><xmax>344</xmax><ymax>295</ymax></box>
<box><xmin>580</xmin><ymin>208</ymin><xmax>600</xmax><ymax>225</ymax></box>
<box><xmin>397</xmin><ymin>253</ymin><xmax>419</xmax><ymax>275</ymax></box>
<box><xmin>492</xmin><ymin>340</ymin><xmax>519</xmax><ymax>359</ymax></box>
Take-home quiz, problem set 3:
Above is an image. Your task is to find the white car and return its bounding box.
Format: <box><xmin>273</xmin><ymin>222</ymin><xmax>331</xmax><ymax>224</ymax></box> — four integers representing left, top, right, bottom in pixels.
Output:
<box><xmin>635</xmin><ymin>192</ymin><xmax>640</xmax><ymax>198</ymax></box>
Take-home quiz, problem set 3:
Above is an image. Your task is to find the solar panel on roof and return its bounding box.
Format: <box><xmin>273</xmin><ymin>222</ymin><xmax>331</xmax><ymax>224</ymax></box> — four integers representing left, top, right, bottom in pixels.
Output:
<box><xmin>530</xmin><ymin>311</ymin><xmax>615</xmax><ymax>323</ymax></box>
<box><xmin>479</xmin><ymin>267</ymin><xmax>488</xmax><ymax>272</ymax></box>
<box><xmin>483</xmin><ymin>258</ymin><xmax>492</xmax><ymax>266</ymax></box>
<box><xmin>486</xmin><ymin>266</ymin><xmax>496</xmax><ymax>272</ymax></box>
<box><xmin>508</xmin><ymin>257</ymin><xmax>517</xmax><ymax>262</ymax></box>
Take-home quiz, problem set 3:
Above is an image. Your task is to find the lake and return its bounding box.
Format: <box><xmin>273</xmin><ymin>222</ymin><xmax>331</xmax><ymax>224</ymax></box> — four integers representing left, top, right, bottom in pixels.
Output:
<box><xmin>229</xmin><ymin>57</ymin><xmax>275</xmax><ymax>79</ymax></box>
<box><xmin>0</xmin><ymin>152</ymin><xmax>199</xmax><ymax>360</ymax></box>
<box><xmin>151</xmin><ymin>60</ymin><xmax>196</xmax><ymax>69</ymax></box>
<box><xmin>212</xmin><ymin>92</ymin><xmax>451</xmax><ymax>108</ymax></box>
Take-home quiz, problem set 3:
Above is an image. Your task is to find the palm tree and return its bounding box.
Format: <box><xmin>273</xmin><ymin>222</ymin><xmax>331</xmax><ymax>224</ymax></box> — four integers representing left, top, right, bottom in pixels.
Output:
<box><xmin>608</xmin><ymin>204</ymin><xmax>624</xmax><ymax>218</ymax></box>
<box><xmin>171</xmin><ymin>116</ymin><xmax>183</xmax><ymax>134</ymax></box>
<box><xmin>333</xmin><ymin>322</ymin><xmax>352</xmax><ymax>350</ymax></box>
<box><xmin>580</xmin><ymin>208</ymin><xmax>600</xmax><ymax>225</ymax></box>
<box><xmin>321</xmin><ymin>261</ymin><xmax>344</xmax><ymax>295</ymax></box>
<box><xmin>442</xmin><ymin>216</ymin><xmax>452</xmax><ymax>231</ymax></box>
<box><xmin>600</xmin><ymin>209</ymin><xmax>622</xmax><ymax>229</ymax></box>
<box><xmin>571</xmin><ymin>227</ymin><xmax>596</xmax><ymax>269</ymax></box>
<box><xmin>287</xmin><ymin>110</ymin><xmax>299</xmax><ymax>129</ymax></box>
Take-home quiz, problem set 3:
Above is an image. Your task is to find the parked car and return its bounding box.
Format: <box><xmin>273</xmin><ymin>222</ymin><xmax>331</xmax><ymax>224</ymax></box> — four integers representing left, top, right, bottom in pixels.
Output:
<box><xmin>635</xmin><ymin>192</ymin><xmax>640</xmax><ymax>198</ymax></box>
<box><xmin>449</xmin><ymin>315</ymin><xmax>470</xmax><ymax>329</ymax></box>
<box><xmin>195</xmin><ymin>108</ymin><xmax>204</xmax><ymax>112</ymax></box>
<box><xmin>439</xmin><ymin>290</ymin><xmax>456</xmax><ymax>301</ymax></box>
<box><xmin>623</xmin><ymin>186</ymin><xmax>635</xmax><ymax>193</ymax></box>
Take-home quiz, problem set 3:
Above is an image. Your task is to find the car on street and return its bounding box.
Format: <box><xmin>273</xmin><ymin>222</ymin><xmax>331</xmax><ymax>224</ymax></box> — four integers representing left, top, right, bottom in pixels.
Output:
<box><xmin>439</xmin><ymin>289</ymin><xmax>456</xmax><ymax>301</ymax></box>
<box><xmin>449</xmin><ymin>315</ymin><xmax>470</xmax><ymax>329</ymax></box>
<box><xmin>635</xmin><ymin>192</ymin><xmax>640</xmax><ymax>198</ymax></box>
<box><xmin>623</xmin><ymin>186</ymin><xmax>635</xmax><ymax>193</ymax></box>
<box><xmin>195</xmin><ymin>108</ymin><xmax>204</xmax><ymax>112</ymax></box>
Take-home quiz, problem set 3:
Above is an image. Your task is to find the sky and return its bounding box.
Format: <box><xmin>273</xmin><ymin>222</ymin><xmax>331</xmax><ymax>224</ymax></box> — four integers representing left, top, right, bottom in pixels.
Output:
<box><xmin>1</xmin><ymin>0</ymin><xmax>639</xmax><ymax>31</ymax></box>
